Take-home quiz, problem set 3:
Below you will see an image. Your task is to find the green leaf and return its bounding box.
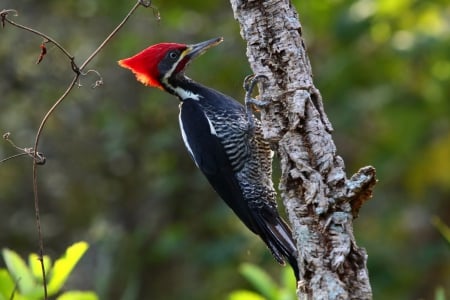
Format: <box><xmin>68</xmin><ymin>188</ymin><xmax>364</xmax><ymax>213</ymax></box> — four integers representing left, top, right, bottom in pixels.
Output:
<box><xmin>280</xmin><ymin>266</ymin><xmax>296</xmax><ymax>292</ymax></box>
<box><xmin>228</xmin><ymin>290</ymin><xmax>266</xmax><ymax>300</ymax></box>
<box><xmin>29</xmin><ymin>253</ymin><xmax>52</xmax><ymax>281</ymax></box>
<box><xmin>47</xmin><ymin>241</ymin><xmax>89</xmax><ymax>296</ymax></box>
<box><xmin>0</xmin><ymin>269</ymin><xmax>15</xmax><ymax>299</ymax></box>
<box><xmin>57</xmin><ymin>291</ymin><xmax>99</xmax><ymax>300</ymax></box>
<box><xmin>2</xmin><ymin>249</ymin><xmax>37</xmax><ymax>295</ymax></box>
<box><xmin>278</xmin><ymin>288</ymin><xmax>296</xmax><ymax>300</ymax></box>
<box><xmin>434</xmin><ymin>286</ymin><xmax>446</xmax><ymax>300</ymax></box>
<box><xmin>239</xmin><ymin>263</ymin><xmax>278</xmax><ymax>299</ymax></box>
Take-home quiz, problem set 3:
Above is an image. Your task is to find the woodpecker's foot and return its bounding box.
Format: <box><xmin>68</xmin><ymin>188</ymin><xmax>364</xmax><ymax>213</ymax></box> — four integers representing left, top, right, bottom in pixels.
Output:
<box><xmin>244</xmin><ymin>74</ymin><xmax>270</xmax><ymax>106</ymax></box>
<box><xmin>243</xmin><ymin>75</ymin><xmax>269</xmax><ymax>132</ymax></box>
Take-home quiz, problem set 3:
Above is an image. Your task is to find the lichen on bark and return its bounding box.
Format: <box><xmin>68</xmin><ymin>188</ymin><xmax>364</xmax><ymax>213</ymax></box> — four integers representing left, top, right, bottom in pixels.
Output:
<box><xmin>229</xmin><ymin>0</ymin><xmax>377</xmax><ymax>299</ymax></box>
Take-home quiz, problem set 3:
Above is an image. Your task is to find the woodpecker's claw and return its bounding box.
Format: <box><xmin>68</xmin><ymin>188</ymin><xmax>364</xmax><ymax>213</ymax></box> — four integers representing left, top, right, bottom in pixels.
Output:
<box><xmin>243</xmin><ymin>74</ymin><xmax>255</xmax><ymax>91</ymax></box>
<box><xmin>244</xmin><ymin>75</ymin><xmax>270</xmax><ymax>132</ymax></box>
<box><xmin>244</xmin><ymin>74</ymin><xmax>270</xmax><ymax>107</ymax></box>
<box><xmin>244</xmin><ymin>75</ymin><xmax>267</xmax><ymax>95</ymax></box>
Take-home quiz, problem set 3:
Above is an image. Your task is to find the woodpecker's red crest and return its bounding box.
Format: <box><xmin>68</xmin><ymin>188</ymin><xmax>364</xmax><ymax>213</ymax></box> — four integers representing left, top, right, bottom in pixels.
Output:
<box><xmin>118</xmin><ymin>37</ymin><xmax>223</xmax><ymax>91</ymax></box>
<box><xmin>118</xmin><ymin>43</ymin><xmax>185</xmax><ymax>89</ymax></box>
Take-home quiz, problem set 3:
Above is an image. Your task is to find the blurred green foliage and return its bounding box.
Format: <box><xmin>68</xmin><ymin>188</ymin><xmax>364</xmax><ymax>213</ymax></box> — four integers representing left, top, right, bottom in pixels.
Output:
<box><xmin>0</xmin><ymin>241</ymin><xmax>97</xmax><ymax>300</ymax></box>
<box><xmin>0</xmin><ymin>0</ymin><xmax>448</xmax><ymax>299</ymax></box>
<box><xmin>227</xmin><ymin>263</ymin><xmax>297</xmax><ymax>300</ymax></box>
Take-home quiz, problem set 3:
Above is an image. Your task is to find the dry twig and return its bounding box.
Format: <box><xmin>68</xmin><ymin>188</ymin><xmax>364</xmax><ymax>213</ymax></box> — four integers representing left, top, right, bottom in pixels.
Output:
<box><xmin>0</xmin><ymin>1</ymin><xmax>159</xmax><ymax>298</ymax></box>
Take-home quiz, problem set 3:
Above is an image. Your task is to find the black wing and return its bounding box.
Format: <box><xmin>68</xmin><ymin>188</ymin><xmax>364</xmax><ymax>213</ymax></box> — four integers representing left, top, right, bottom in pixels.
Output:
<box><xmin>179</xmin><ymin>99</ymin><xmax>299</xmax><ymax>280</ymax></box>
<box><xmin>179</xmin><ymin>100</ymin><xmax>258</xmax><ymax>233</ymax></box>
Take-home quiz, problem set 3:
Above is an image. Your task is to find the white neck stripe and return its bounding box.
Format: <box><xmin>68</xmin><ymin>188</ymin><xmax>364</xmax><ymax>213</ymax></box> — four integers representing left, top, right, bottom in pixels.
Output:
<box><xmin>174</xmin><ymin>87</ymin><xmax>201</xmax><ymax>101</ymax></box>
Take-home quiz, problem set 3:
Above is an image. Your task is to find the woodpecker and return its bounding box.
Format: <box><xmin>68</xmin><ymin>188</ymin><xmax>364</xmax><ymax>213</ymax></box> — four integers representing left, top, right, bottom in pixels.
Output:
<box><xmin>118</xmin><ymin>37</ymin><xmax>299</xmax><ymax>280</ymax></box>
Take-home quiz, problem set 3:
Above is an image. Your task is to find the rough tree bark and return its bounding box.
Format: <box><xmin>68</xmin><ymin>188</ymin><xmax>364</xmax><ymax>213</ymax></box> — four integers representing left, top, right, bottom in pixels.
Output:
<box><xmin>229</xmin><ymin>1</ymin><xmax>377</xmax><ymax>299</ymax></box>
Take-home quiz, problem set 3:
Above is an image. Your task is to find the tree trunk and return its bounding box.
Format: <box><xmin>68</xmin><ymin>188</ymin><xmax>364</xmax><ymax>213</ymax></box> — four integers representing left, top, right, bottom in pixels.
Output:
<box><xmin>229</xmin><ymin>1</ymin><xmax>377</xmax><ymax>299</ymax></box>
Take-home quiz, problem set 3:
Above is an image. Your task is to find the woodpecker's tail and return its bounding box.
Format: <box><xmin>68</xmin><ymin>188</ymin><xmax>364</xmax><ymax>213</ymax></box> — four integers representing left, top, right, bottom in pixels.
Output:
<box><xmin>254</xmin><ymin>209</ymin><xmax>300</xmax><ymax>281</ymax></box>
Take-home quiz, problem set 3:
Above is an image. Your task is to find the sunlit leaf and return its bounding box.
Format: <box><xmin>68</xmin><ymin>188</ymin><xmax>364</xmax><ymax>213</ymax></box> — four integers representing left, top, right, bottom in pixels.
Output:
<box><xmin>0</xmin><ymin>269</ymin><xmax>15</xmax><ymax>299</ymax></box>
<box><xmin>280</xmin><ymin>266</ymin><xmax>296</xmax><ymax>292</ymax></box>
<box><xmin>0</xmin><ymin>270</ymin><xmax>28</xmax><ymax>300</ymax></box>
<box><xmin>239</xmin><ymin>263</ymin><xmax>278</xmax><ymax>299</ymax></box>
<box><xmin>434</xmin><ymin>286</ymin><xmax>446</xmax><ymax>300</ymax></box>
<box><xmin>416</xmin><ymin>7</ymin><xmax>445</xmax><ymax>36</ymax></box>
<box><xmin>227</xmin><ymin>290</ymin><xmax>266</xmax><ymax>300</ymax></box>
<box><xmin>28</xmin><ymin>253</ymin><xmax>52</xmax><ymax>281</ymax></box>
<box><xmin>279</xmin><ymin>288</ymin><xmax>297</xmax><ymax>300</ymax></box>
<box><xmin>280</xmin><ymin>267</ymin><xmax>297</xmax><ymax>300</ymax></box>
<box><xmin>57</xmin><ymin>291</ymin><xmax>99</xmax><ymax>300</ymax></box>
<box><xmin>2</xmin><ymin>249</ymin><xmax>37</xmax><ymax>295</ymax></box>
<box><xmin>47</xmin><ymin>241</ymin><xmax>89</xmax><ymax>295</ymax></box>
<box><xmin>377</xmin><ymin>0</ymin><xmax>411</xmax><ymax>16</ymax></box>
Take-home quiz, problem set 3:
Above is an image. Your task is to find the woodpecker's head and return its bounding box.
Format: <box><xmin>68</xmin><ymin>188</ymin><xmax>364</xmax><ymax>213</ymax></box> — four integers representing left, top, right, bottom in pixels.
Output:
<box><xmin>118</xmin><ymin>37</ymin><xmax>223</xmax><ymax>91</ymax></box>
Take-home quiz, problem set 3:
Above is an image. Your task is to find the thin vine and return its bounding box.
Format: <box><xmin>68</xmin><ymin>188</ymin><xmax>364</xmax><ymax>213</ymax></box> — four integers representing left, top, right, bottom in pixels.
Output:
<box><xmin>0</xmin><ymin>1</ymin><xmax>159</xmax><ymax>298</ymax></box>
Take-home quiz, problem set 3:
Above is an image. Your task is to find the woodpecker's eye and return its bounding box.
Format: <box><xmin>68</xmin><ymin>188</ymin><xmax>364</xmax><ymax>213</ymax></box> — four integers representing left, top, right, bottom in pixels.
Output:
<box><xmin>168</xmin><ymin>50</ymin><xmax>179</xmax><ymax>60</ymax></box>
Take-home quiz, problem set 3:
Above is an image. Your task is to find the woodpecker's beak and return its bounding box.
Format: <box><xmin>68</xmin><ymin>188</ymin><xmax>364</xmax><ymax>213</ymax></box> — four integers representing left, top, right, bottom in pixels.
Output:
<box><xmin>184</xmin><ymin>37</ymin><xmax>223</xmax><ymax>61</ymax></box>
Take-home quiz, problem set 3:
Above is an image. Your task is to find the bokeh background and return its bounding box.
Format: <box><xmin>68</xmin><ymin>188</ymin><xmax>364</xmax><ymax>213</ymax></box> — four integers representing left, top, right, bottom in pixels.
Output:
<box><xmin>0</xmin><ymin>0</ymin><xmax>448</xmax><ymax>299</ymax></box>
